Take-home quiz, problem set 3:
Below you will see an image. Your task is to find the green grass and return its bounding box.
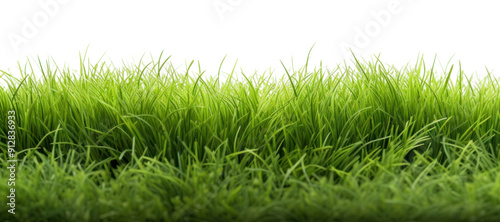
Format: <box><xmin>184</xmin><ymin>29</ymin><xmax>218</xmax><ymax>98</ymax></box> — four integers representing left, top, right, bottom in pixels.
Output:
<box><xmin>1</xmin><ymin>54</ymin><xmax>500</xmax><ymax>221</ymax></box>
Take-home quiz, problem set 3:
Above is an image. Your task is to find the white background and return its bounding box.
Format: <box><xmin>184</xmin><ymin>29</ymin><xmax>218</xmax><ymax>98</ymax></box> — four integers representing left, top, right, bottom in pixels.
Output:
<box><xmin>1</xmin><ymin>0</ymin><xmax>499</xmax><ymax>79</ymax></box>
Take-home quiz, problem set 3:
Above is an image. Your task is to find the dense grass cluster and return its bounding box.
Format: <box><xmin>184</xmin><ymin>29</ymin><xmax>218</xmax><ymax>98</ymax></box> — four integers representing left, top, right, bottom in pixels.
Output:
<box><xmin>1</xmin><ymin>55</ymin><xmax>500</xmax><ymax>221</ymax></box>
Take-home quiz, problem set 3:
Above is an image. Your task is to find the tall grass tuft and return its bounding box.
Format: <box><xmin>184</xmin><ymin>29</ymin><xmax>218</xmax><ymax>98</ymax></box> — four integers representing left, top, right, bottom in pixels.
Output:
<box><xmin>1</xmin><ymin>55</ymin><xmax>500</xmax><ymax>221</ymax></box>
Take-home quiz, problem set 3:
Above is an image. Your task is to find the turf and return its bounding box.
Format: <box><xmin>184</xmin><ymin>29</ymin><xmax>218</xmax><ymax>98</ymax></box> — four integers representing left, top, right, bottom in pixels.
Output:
<box><xmin>1</xmin><ymin>54</ymin><xmax>500</xmax><ymax>221</ymax></box>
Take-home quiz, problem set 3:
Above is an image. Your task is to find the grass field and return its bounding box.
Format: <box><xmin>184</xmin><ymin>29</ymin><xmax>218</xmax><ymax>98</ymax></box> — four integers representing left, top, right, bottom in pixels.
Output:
<box><xmin>2</xmin><ymin>54</ymin><xmax>500</xmax><ymax>221</ymax></box>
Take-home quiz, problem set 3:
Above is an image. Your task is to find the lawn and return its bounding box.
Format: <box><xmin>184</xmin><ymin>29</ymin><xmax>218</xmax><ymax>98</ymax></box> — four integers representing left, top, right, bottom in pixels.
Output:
<box><xmin>1</xmin><ymin>54</ymin><xmax>500</xmax><ymax>221</ymax></box>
